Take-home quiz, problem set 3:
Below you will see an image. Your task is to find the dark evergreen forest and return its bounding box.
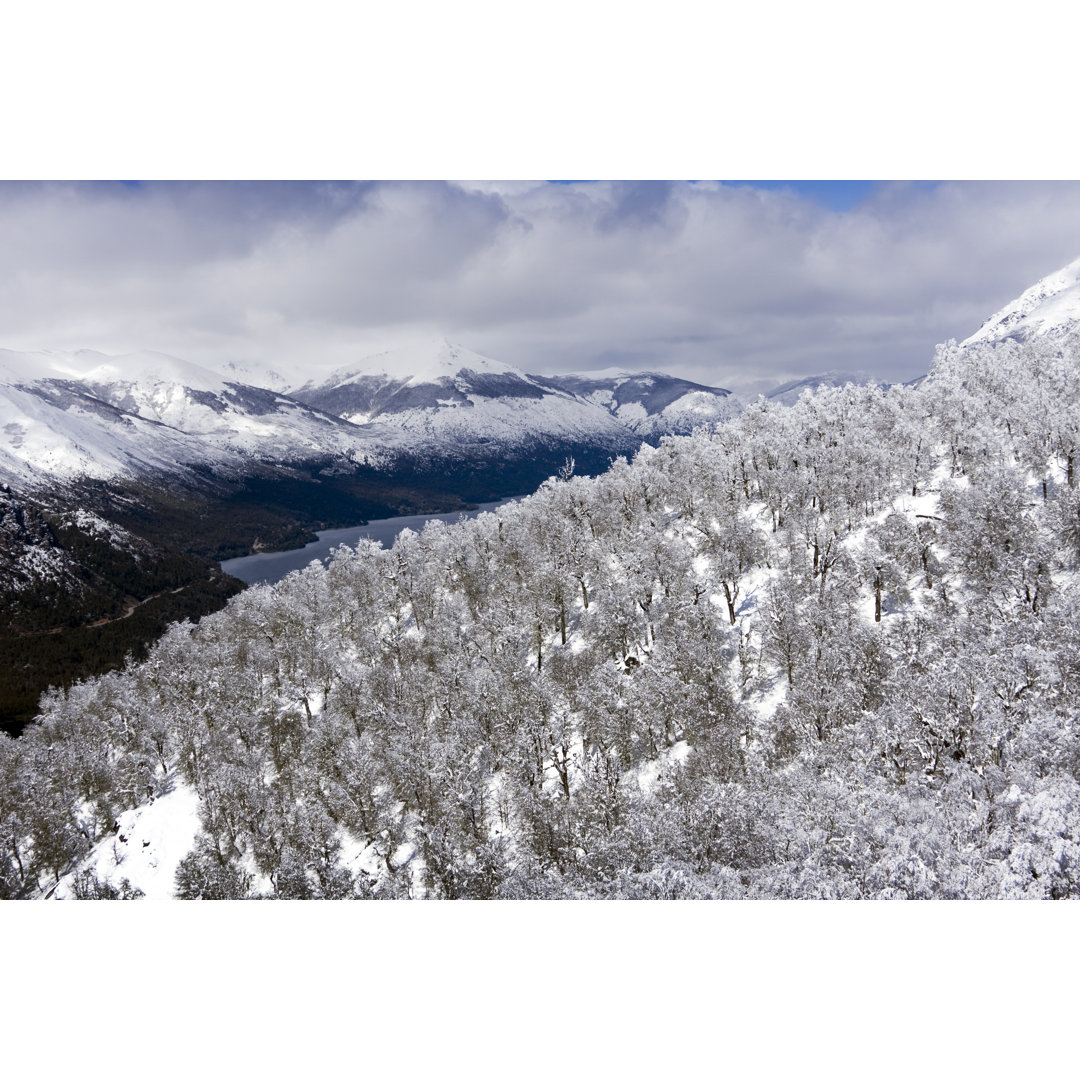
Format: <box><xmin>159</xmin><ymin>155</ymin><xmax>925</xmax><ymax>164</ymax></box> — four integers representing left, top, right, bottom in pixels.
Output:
<box><xmin>3</xmin><ymin>331</ymin><xmax>1079</xmax><ymax>899</ymax></box>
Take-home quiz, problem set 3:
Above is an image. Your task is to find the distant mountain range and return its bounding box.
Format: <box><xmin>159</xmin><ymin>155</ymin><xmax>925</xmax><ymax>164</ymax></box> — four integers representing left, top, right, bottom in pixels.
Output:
<box><xmin>288</xmin><ymin>341</ymin><xmax>642</xmax><ymax>463</ymax></box>
<box><xmin>1</xmin><ymin>340</ymin><xmax>738</xmax><ymax>494</ymax></box>
<box><xmin>532</xmin><ymin>369</ymin><xmax>740</xmax><ymax>436</ymax></box>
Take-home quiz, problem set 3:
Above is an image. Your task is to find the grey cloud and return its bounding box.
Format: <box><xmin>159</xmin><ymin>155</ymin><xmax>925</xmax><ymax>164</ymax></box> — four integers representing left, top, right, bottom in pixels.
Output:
<box><xmin>595</xmin><ymin>181</ymin><xmax>683</xmax><ymax>233</ymax></box>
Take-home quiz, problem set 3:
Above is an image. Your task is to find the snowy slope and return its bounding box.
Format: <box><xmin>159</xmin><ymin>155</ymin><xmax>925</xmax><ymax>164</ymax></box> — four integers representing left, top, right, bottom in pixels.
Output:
<box><xmin>49</xmin><ymin>780</ymin><xmax>203</xmax><ymax>901</ymax></box>
<box><xmin>962</xmin><ymin>255</ymin><xmax>1080</xmax><ymax>345</ymax></box>
<box><xmin>0</xmin><ymin>373</ymin><xmax>235</xmax><ymax>486</ymax></box>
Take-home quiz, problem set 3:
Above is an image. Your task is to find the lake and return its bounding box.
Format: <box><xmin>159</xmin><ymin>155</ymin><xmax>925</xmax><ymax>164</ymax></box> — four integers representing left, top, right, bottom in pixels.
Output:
<box><xmin>220</xmin><ymin>498</ymin><xmax>516</xmax><ymax>586</ymax></box>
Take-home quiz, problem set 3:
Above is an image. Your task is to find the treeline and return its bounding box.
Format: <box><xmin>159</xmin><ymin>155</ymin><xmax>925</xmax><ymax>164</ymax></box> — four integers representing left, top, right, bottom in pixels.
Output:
<box><xmin>2</xmin><ymin>330</ymin><xmax>1079</xmax><ymax>898</ymax></box>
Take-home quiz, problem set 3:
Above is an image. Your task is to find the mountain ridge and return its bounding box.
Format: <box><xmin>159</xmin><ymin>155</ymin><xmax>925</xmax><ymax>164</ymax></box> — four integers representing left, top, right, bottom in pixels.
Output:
<box><xmin>2</xmin><ymin>341</ymin><xmax>739</xmax><ymax>491</ymax></box>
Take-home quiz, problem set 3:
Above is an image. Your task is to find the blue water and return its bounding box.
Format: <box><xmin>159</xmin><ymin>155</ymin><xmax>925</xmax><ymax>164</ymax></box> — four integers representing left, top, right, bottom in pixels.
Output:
<box><xmin>220</xmin><ymin>498</ymin><xmax>515</xmax><ymax>586</ymax></box>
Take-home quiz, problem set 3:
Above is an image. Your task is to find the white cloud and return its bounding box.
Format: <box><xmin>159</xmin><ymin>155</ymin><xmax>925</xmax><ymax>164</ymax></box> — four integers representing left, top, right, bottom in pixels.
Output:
<box><xmin>1</xmin><ymin>180</ymin><xmax>1079</xmax><ymax>393</ymax></box>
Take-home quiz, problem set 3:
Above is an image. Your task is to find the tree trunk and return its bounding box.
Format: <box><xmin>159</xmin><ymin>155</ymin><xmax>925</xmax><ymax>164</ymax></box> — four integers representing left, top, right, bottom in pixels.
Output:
<box><xmin>722</xmin><ymin>580</ymin><xmax>737</xmax><ymax>625</ymax></box>
<box><xmin>556</xmin><ymin>748</ymin><xmax>571</xmax><ymax>799</ymax></box>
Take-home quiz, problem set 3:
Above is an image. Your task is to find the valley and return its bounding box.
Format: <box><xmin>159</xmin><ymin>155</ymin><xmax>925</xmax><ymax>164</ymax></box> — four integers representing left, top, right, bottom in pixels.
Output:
<box><xmin>2</xmin><ymin>255</ymin><xmax>1080</xmax><ymax>898</ymax></box>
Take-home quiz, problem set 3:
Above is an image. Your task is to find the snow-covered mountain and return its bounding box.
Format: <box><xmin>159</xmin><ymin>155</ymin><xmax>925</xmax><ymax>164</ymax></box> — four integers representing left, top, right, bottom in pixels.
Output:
<box><xmin>0</xmin><ymin>348</ymin><xmax>411</xmax><ymax>489</ymax></box>
<box><xmin>3</xmin><ymin>342</ymin><xmax>735</xmax><ymax>492</ymax></box>
<box><xmin>532</xmin><ymin>369</ymin><xmax>739</xmax><ymax>436</ymax></box>
<box><xmin>963</xmin><ymin>255</ymin><xmax>1080</xmax><ymax>345</ymax></box>
<box><xmin>288</xmin><ymin>340</ymin><xmax>643</xmax><ymax>456</ymax></box>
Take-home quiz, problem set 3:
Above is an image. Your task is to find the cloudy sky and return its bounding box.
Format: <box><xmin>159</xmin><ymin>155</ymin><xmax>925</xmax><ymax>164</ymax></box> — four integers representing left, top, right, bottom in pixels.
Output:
<box><xmin>2</xmin><ymin>179</ymin><xmax>1080</xmax><ymax>395</ymax></box>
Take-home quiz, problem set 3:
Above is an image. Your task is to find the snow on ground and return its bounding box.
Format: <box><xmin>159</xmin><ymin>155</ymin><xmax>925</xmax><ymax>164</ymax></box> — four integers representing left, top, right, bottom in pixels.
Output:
<box><xmin>746</xmin><ymin>680</ymin><xmax>788</xmax><ymax>727</ymax></box>
<box><xmin>13</xmin><ymin>556</ymin><xmax>66</xmax><ymax>591</ymax></box>
<box><xmin>64</xmin><ymin>508</ymin><xmax>136</xmax><ymax>547</ymax></box>
<box><xmin>615</xmin><ymin>401</ymin><xmax>648</xmax><ymax>425</ymax></box>
<box><xmin>635</xmin><ymin>739</ymin><xmax>691</xmax><ymax>796</ymax></box>
<box><xmin>51</xmin><ymin>780</ymin><xmax>202</xmax><ymax>900</ymax></box>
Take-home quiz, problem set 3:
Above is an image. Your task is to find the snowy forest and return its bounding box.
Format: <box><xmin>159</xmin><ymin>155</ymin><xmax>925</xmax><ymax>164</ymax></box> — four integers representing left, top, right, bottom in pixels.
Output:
<box><xmin>3</xmin><ymin>331</ymin><xmax>1080</xmax><ymax>900</ymax></box>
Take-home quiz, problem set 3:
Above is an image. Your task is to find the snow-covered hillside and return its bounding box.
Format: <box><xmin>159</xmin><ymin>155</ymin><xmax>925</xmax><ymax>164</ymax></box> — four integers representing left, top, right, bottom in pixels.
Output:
<box><xmin>962</xmin><ymin>255</ymin><xmax>1080</xmax><ymax>345</ymax></box>
<box><xmin>5</xmin><ymin>255</ymin><xmax>1080</xmax><ymax>899</ymax></box>
<box><xmin>0</xmin><ymin>374</ymin><xmax>227</xmax><ymax>486</ymax></box>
